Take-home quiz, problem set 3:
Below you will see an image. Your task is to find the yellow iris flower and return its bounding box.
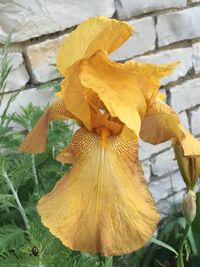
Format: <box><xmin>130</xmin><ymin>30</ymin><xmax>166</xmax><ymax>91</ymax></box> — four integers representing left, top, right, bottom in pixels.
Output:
<box><xmin>19</xmin><ymin>16</ymin><xmax>200</xmax><ymax>256</ymax></box>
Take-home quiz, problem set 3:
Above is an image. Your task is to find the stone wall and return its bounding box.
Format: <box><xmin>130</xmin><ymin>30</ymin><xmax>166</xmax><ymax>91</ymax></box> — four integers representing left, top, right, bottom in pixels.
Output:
<box><xmin>1</xmin><ymin>0</ymin><xmax>200</xmax><ymax>219</ymax></box>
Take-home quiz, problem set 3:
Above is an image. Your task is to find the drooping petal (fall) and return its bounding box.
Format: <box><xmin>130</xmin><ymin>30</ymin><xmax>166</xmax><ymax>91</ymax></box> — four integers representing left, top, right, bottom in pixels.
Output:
<box><xmin>38</xmin><ymin>128</ymin><xmax>159</xmax><ymax>256</ymax></box>
<box><xmin>57</xmin><ymin>16</ymin><xmax>133</xmax><ymax>75</ymax></box>
<box><xmin>79</xmin><ymin>51</ymin><xmax>146</xmax><ymax>137</ymax></box>
<box><xmin>19</xmin><ymin>99</ymin><xmax>74</xmax><ymax>154</ymax></box>
<box><xmin>140</xmin><ymin>99</ymin><xmax>200</xmax><ymax>156</ymax></box>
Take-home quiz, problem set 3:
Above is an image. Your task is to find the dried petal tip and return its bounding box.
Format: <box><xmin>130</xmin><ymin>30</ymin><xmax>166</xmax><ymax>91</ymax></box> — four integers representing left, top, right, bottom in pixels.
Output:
<box><xmin>182</xmin><ymin>190</ymin><xmax>196</xmax><ymax>224</ymax></box>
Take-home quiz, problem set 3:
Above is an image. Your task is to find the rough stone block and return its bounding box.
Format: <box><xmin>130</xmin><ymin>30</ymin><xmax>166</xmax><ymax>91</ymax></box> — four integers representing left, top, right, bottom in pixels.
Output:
<box><xmin>193</xmin><ymin>42</ymin><xmax>200</xmax><ymax>74</ymax></box>
<box><xmin>157</xmin><ymin>190</ymin><xmax>184</xmax><ymax>219</ymax></box>
<box><xmin>110</xmin><ymin>17</ymin><xmax>156</xmax><ymax>61</ymax></box>
<box><xmin>116</xmin><ymin>0</ymin><xmax>187</xmax><ymax>19</ymax></box>
<box><xmin>151</xmin><ymin>149</ymin><xmax>178</xmax><ymax>177</ymax></box>
<box><xmin>0</xmin><ymin>52</ymin><xmax>29</xmax><ymax>91</ymax></box>
<box><xmin>190</xmin><ymin>107</ymin><xmax>200</xmax><ymax>136</ymax></box>
<box><xmin>170</xmin><ymin>78</ymin><xmax>200</xmax><ymax>113</ymax></box>
<box><xmin>0</xmin><ymin>0</ymin><xmax>115</xmax><ymax>43</ymax></box>
<box><xmin>149</xmin><ymin>171</ymin><xmax>186</xmax><ymax>202</ymax></box>
<box><xmin>25</xmin><ymin>36</ymin><xmax>65</xmax><ymax>83</ymax></box>
<box><xmin>157</xmin><ymin>7</ymin><xmax>200</xmax><ymax>46</ymax></box>
<box><xmin>139</xmin><ymin>139</ymin><xmax>171</xmax><ymax>161</ymax></box>
<box><xmin>141</xmin><ymin>160</ymin><xmax>151</xmax><ymax>183</ymax></box>
<box><xmin>178</xmin><ymin>111</ymin><xmax>190</xmax><ymax>130</ymax></box>
<box><xmin>1</xmin><ymin>88</ymin><xmax>56</xmax><ymax>116</ymax></box>
<box><xmin>134</xmin><ymin>48</ymin><xmax>193</xmax><ymax>85</ymax></box>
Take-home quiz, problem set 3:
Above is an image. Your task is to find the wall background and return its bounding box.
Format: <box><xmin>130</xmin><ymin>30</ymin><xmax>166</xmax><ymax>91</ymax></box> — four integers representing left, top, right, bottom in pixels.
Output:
<box><xmin>1</xmin><ymin>0</ymin><xmax>200</xmax><ymax>219</ymax></box>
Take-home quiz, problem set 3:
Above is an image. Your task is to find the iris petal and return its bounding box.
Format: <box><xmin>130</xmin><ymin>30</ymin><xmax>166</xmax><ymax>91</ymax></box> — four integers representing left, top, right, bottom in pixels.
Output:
<box><xmin>140</xmin><ymin>99</ymin><xmax>200</xmax><ymax>156</ymax></box>
<box><xmin>80</xmin><ymin>51</ymin><xmax>146</xmax><ymax>137</ymax></box>
<box><xmin>57</xmin><ymin>16</ymin><xmax>133</xmax><ymax>75</ymax></box>
<box><xmin>38</xmin><ymin>128</ymin><xmax>159</xmax><ymax>255</ymax></box>
<box><xmin>19</xmin><ymin>99</ymin><xmax>74</xmax><ymax>154</ymax></box>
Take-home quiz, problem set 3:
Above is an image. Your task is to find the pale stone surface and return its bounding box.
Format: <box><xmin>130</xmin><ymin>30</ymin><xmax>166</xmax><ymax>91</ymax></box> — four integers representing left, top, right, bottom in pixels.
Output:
<box><xmin>0</xmin><ymin>88</ymin><xmax>56</xmax><ymax>115</ymax></box>
<box><xmin>157</xmin><ymin>190</ymin><xmax>184</xmax><ymax>219</ymax></box>
<box><xmin>141</xmin><ymin>160</ymin><xmax>151</xmax><ymax>183</ymax></box>
<box><xmin>116</xmin><ymin>0</ymin><xmax>187</xmax><ymax>19</ymax></box>
<box><xmin>0</xmin><ymin>52</ymin><xmax>29</xmax><ymax>91</ymax></box>
<box><xmin>151</xmin><ymin>149</ymin><xmax>178</xmax><ymax>177</ymax></box>
<box><xmin>170</xmin><ymin>78</ymin><xmax>200</xmax><ymax>113</ymax></box>
<box><xmin>139</xmin><ymin>139</ymin><xmax>171</xmax><ymax>161</ymax></box>
<box><xmin>25</xmin><ymin>36</ymin><xmax>66</xmax><ymax>83</ymax></box>
<box><xmin>179</xmin><ymin>111</ymin><xmax>189</xmax><ymax>130</ymax></box>
<box><xmin>134</xmin><ymin>48</ymin><xmax>193</xmax><ymax>85</ymax></box>
<box><xmin>190</xmin><ymin>107</ymin><xmax>200</xmax><ymax>136</ymax></box>
<box><xmin>190</xmin><ymin>0</ymin><xmax>200</xmax><ymax>2</ymax></box>
<box><xmin>157</xmin><ymin>7</ymin><xmax>200</xmax><ymax>46</ymax></box>
<box><xmin>0</xmin><ymin>0</ymin><xmax>115</xmax><ymax>43</ymax></box>
<box><xmin>110</xmin><ymin>17</ymin><xmax>156</xmax><ymax>60</ymax></box>
<box><xmin>149</xmin><ymin>171</ymin><xmax>186</xmax><ymax>202</ymax></box>
<box><xmin>193</xmin><ymin>42</ymin><xmax>200</xmax><ymax>74</ymax></box>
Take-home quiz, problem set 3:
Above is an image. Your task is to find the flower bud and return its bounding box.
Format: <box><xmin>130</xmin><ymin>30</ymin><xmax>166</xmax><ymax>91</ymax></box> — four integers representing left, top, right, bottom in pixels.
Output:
<box><xmin>182</xmin><ymin>190</ymin><xmax>196</xmax><ymax>224</ymax></box>
<box><xmin>173</xmin><ymin>144</ymin><xmax>200</xmax><ymax>190</ymax></box>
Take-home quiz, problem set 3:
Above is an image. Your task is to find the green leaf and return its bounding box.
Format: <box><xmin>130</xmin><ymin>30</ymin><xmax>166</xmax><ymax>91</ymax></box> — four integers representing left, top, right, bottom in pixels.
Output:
<box><xmin>151</xmin><ymin>237</ymin><xmax>178</xmax><ymax>256</ymax></box>
<box><xmin>0</xmin><ymin>225</ymin><xmax>25</xmax><ymax>252</ymax></box>
<box><xmin>0</xmin><ymin>194</ymin><xmax>16</xmax><ymax>209</ymax></box>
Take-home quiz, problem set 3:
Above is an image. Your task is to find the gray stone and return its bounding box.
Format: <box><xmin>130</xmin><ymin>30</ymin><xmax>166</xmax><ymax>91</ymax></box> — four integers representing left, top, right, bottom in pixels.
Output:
<box><xmin>110</xmin><ymin>17</ymin><xmax>156</xmax><ymax>61</ymax></box>
<box><xmin>193</xmin><ymin>42</ymin><xmax>200</xmax><ymax>74</ymax></box>
<box><xmin>149</xmin><ymin>171</ymin><xmax>186</xmax><ymax>202</ymax></box>
<box><xmin>170</xmin><ymin>78</ymin><xmax>200</xmax><ymax>113</ymax></box>
<box><xmin>0</xmin><ymin>52</ymin><xmax>29</xmax><ymax>91</ymax></box>
<box><xmin>157</xmin><ymin>190</ymin><xmax>184</xmax><ymax>219</ymax></box>
<box><xmin>116</xmin><ymin>0</ymin><xmax>187</xmax><ymax>19</ymax></box>
<box><xmin>190</xmin><ymin>107</ymin><xmax>200</xmax><ymax>136</ymax></box>
<box><xmin>179</xmin><ymin>111</ymin><xmax>189</xmax><ymax>130</ymax></box>
<box><xmin>0</xmin><ymin>0</ymin><xmax>115</xmax><ymax>43</ymax></box>
<box><xmin>141</xmin><ymin>160</ymin><xmax>151</xmax><ymax>183</ymax></box>
<box><xmin>151</xmin><ymin>149</ymin><xmax>178</xmax><ymax>177</ymax></box>
<box><xmin>157</xmin><ymin>7</ymin><xmax>200</xmax><ymax>46</ymax></box>
<box><xmin>0</xmin><ymin>88</ymin><xmax>56</xmax><ymax>115</ymax></box>
<box><xmin>139</xmin><ymin>139</ymin><xmax>171</xmax><ymax>161</ymax></box>
<box><xmin>134</xmin><ymin>48</ymin><xmax>193</xmax><ymax>85</ymax></box>
<box><xmin>25</xmin><ymin>35</ymin><xmax>65</xmax><ymax>83</ymax></box>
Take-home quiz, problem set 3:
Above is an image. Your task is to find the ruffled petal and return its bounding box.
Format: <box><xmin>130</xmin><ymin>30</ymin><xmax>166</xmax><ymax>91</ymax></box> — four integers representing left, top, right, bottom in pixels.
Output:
<box><xmin>140</xmin><ymin>99</ymin><xmax>200</xmax><ymax>156</ymax></box>
<box><xmin>79</xmin><ymin>51</ymin><xmax>146</xmax><ymax>137</ymax></box>
<box><xmin>38</xmin><ymin>128</ymin><xmax>159</xmax><ymax>256</ymax></box>
<box><xmin>61</xmin><ymin>64</ymin><xmax>92</xmax><ymax>130</ymax></box>
<box><xmin>19</xmin><ymin>99</ymin><xmax>74</xmax><ymax>154</ymax></box>
<box><xmin>57</xmin><ymin>16</ymin><xmax>133</xmax><ymax>75</ymax></box>
<box><xmin>124</xmin><ymin>60</ymin><xmax>178</xmax><ymax>105</ymax></box>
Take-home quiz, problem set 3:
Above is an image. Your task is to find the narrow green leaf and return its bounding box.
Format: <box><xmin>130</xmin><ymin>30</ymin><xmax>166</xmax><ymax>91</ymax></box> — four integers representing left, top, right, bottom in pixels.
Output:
<box><xmin>151</xmin><ymin>237</ymin><xmax>178</xmax><ymax>256</ymax></box>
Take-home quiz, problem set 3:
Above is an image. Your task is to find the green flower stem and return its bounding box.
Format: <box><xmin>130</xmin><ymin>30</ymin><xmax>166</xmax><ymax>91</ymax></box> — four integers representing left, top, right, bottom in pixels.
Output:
<box><xmin>50</xmin><ymin>122</ymin><xmax>55</xmax><ymax>159</ymax></box>
<box><xmin>31</xmin><ymin>154</ymin><xmax>39</xmax><ymax>195</ymax></box>
<box><xmin>28</xmin><ymin>121</ymin><xmax>39</xmax><ymax>194</ymax></box>
<box><xmin>3</xmin><ymin>168</ymin><xmax>30</xmax><ymax>231</ymax></box>
<box><xmin>177</xmin><ymin>223</ymin><xmax>190</xmax><ymax>267</ymax></box>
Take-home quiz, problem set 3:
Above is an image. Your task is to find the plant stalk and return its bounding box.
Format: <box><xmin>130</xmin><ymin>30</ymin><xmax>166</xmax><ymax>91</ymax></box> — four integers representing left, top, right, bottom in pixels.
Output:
<box><xmin>31</xmin><ymin>154</ymin><xmax>39</xmax><ymax>195</ymax></box>
<box><xmin>177</xmin><ymin>223</ymin><xmax>190</xmax><ymax>267</ymax></box>
<box><xmin>3</xmin><ymin>168</ymin><xmax>30</xmax><ymax>231</ymax></box>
